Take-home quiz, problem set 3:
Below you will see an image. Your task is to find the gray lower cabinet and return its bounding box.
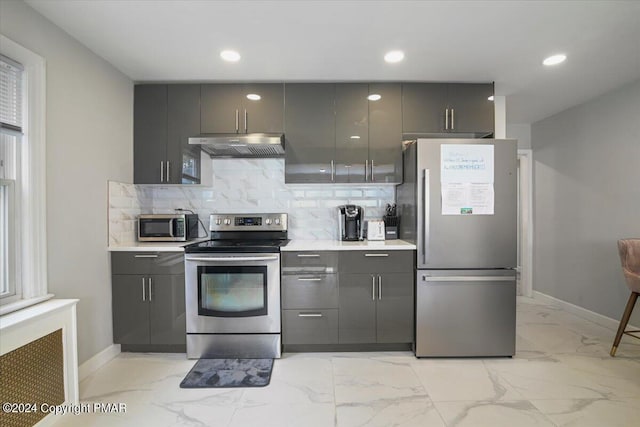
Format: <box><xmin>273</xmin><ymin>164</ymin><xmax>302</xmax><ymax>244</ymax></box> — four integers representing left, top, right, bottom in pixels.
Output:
<box><xmin>111</xmin><ymin>252</ymin><xmax>186</xmax><ymax>350</ymax></box>
<box><xmin>281</xmin><ymin>251</ymin><xmax>339</xmax><ymax>345</ymax></box>
<box><xmin>337</xmin><ymin>273</ymin><xmax>376</xmax><ymax>343</ymax></box>
<box><xmin>281</xmin><ymin>250</ymin><xmax>414</xmax><ymax>348</ymax></box>
<box><xmin>282</xmin><ymin>309</ymin><xmax>339</xmax><ymax>345</ymax></box>
<box><xmin>338</xmin><ymin>251</ymin><xmax>414</xmax><ymax>344</ymax></box>
<box><xmin>112</xmin><ymin>274</ymin><xmax>150</xmax><ymax>345</ymax></box>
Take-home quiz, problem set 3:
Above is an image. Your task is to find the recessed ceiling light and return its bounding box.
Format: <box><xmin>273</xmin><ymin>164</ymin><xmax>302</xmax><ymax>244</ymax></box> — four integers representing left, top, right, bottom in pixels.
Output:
<box><xmin>384</xmin><ymin>50</ymin><xmax>404</xmax><ymax>63</ymax></box>
<box><xmin>350</xmin><ymin>135</ymin><xmax>361</xmax><ymax>139</ymax></box>
<box><xmin>543</xmin><ymin>54</ymin><xmax>566</xmax><ymax>66</ymax></box>
<box><xmin>246</xmin><ymin>94</ymin><xmax>261</xmax><ymax>101</ymax></box>
<box><xmin>367</xmin><ymin>94</ymin><xmax>382</xmax><ymax>101</ymax></box>
<box><xmin>220</xmin><ymin>50</ymin><xmax>241</xmax><ymax>62</ymax></box>
<box><xmin>487</xmin><ymin>95</ymin><xmax>494</xmax><ymax>101</ymax></box>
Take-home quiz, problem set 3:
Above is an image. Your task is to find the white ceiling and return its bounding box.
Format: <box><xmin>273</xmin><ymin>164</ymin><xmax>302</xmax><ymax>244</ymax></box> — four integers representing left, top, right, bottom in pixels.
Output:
<box><xmin>25</xmin><ymin>0</ymin><xmax>640</xmax><ymax>124</ymax></box>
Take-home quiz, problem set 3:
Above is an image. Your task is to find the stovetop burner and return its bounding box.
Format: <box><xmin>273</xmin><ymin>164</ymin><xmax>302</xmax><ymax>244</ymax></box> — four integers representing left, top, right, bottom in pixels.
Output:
<box><xmin>184</xmin><ymin>213</ymin><xmax>289</xmax><ymax>253</ymax></box>
<box><xmin>184</xmin><ymin>239</ymin><xmax>290</xmax><ymax>253</ymax></box>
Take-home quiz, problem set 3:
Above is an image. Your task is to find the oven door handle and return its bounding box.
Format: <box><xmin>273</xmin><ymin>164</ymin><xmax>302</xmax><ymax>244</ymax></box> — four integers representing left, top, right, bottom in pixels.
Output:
<box><xmin>185</xmin><ymin>256</ymin><xmax>279</xmax><ymax>262</ymax></box>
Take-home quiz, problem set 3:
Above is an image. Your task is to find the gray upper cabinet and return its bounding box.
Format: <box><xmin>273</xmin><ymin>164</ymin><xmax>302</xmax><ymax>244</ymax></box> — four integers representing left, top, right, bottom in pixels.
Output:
<box><xmin>285</xmin><ymin>83</ymin><xmax>403</xmax><ymax>184</ymax></box>
<box><xmin>402</xmin><ymin>83</ymin><xmax>448</xmax><ymax>134</ymax></box>
<box><xmin>368</xmin><ymin>83</ymin><xmax>403</xmax><ymax>183</ymax></box>
<box><xmin>446</xmin><ymin>83</ymin><xmax>495</xmax><ymax>134</ymax></box>
<box><xmin>167</xmin><ymin>85</ymin><xmax>201</xmax><ymax>184</ymax></box>
<box><xmin>335</xmin><ymin>83</ymin><xmax>369</xmax><ymax>183</ymax></box>
<box><xmin>201</xmin><ymin>83</ymin><xmax>284</xmax><ymax>134</ymax></box>
<box><xmin>284</xmin><ymin>84</ymin><xmax>336</xmax><ymax>183</ymax></box>
<box><xmin>402</xmin><ymin>82</ymin><xmax>494</xmax><ymax>135</ymax></box>
<box><xmin>134</xmin><ymin>85</ymin><xmax>167</xmax><ymax>184</ymax></box>
<box><xmin>134</xmin><ymin>84</ymin><xmax>202</xmax><ymax>184</ymax></box>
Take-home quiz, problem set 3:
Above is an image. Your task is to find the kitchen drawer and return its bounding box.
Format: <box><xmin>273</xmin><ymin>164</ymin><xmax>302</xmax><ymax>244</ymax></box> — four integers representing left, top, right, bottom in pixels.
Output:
<box><xmin>282</xmin><ymin>309</ymin><xmax>338</xmax><ymax>345</ymax></box>
<box><xmin>339</xmin><ymin>250</ymin><xmax>414</xmax><ymax>273</ymax></box>
<box><xmin>282</xmin><ymin>251</ymin><xmax>338</xmax><ymax>274</ymax></box>
<box><xmin>282</xmin><ymin>274</ymin><xmax>338</xmax><ymax>309</ymax></box>
<box><xmin>111</xmin><ymin>252</ymin><xmax>184</xmax><ymax>275</ymax></box>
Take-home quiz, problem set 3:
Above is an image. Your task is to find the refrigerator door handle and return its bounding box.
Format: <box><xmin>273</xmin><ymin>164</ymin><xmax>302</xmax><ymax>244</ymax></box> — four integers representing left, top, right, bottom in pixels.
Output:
<box><xmin>422</xmin><ymin>169</ymin><xmax>430</xmax><ymax>266</ymax></box>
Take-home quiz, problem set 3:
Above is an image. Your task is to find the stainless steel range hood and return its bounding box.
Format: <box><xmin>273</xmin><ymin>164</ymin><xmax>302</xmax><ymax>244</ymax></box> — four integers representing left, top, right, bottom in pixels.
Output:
<box><xmin>188</xmin><ymin>133</ymin><xmax>285</xmax><ymax>158</ymax></box>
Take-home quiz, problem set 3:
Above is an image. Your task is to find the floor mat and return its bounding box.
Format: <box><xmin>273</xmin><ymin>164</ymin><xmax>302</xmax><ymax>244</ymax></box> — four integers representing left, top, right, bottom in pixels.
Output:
<box><xmin>179</xmin><ymin>358</ymin><xmax>274</xmax><ymax>388</ymax></box>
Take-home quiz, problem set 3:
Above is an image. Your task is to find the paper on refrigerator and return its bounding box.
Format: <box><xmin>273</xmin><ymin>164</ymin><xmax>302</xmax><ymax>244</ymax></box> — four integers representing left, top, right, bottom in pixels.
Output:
<box><xmin>440</xmin><ymin>144</ymin><xmax>495</xmax><ymax>215</ymax></box>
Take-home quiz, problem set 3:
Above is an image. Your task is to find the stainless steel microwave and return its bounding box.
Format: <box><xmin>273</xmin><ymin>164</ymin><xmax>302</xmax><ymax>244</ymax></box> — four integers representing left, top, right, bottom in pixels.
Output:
<box><xmin>138</xmin><ymin>214</ymin><xmax>199</xmax><ymax>242</ymax></box>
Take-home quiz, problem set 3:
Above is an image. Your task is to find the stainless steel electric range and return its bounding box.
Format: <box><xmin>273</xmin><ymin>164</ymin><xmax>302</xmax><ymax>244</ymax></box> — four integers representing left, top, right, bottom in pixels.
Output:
<box><xmin>184</xmin><ymin>213</ymin><xmax>289</xmax><ymax>359</ymax></box>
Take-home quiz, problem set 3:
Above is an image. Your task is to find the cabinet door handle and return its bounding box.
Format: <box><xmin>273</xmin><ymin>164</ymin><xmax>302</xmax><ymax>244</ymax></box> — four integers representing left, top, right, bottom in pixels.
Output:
<box><xmin>166</xmin><ymin>161</ymin><xmax>170</xmax><ymax>182</ymax></box>
<box><xmin>451</xmin><ymin>108</ymin><xmax>455</xmax><ymax>130</ymax></box>
<box><xmin>297</xmin><ymin>277</ymin><xmax>323</xmax><ymax>282</ymax></box>
<box><xmin>365</xmin><ymin>159</ymin><xmax>369</xmax><ymax>181</ymax></box>
<box><xmin>378</xmin><ymin>275</ymin><xmax>382</xmax><ymax>300</ymax></box>
<box><xmin>298</xmin><ymin>313</ymin><xmax>323</xmax><ymax>318</ymax></box>
<box><xmin>372</xmin><ymin>275</ymin><xmax>376</xmax><ymax>300</ymax></box>
<box><xmin>235</xmin><ymin>109</ymin><xmax>239</xmax><ymax>133</ymax></box>
<box><xmin>296</xmin><ymin>254</ymin><xmax>320</xmax><ymax>258</ymax></box>
<box><xmin>244</xmin><ymin>109</ymin><xmax>248</xmax><ymax>133</ymax></box>
<box><xmin>364</xmin><ymin>253</ymin><xmax>389</xmax><ymax>257</ymax></box>
<box><xmin>134</xmin><ymin>254</ymin><xmax>159</xmax><ymax>258</ymax></box>
<box><xmin>330</xmin><ymin>160</ymin><xmax>335</xmax><ymax>182</ymax></box>
<box><xmin>141</xmin><ymin>277</ymin><xmax>146</xmax><ymax>301</ymax></box>
<box><xmin>160</xmin><ymin>161</ymin><xmax>164</xmax><ymax>182</ymax></box>
<box><xmin>371</xmin><ymin>160</ymin><xmax>375</xmax><ymax>182</ymax></box>
<box><xmin>148</xmin><ymin>277</ymin><xmax>152</xmax><ymax>302</ymax></box>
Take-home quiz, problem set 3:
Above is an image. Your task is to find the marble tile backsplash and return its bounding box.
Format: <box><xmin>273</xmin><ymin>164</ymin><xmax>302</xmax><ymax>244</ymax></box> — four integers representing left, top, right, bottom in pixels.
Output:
<box><xmin>108</xmin><ymin>159</ymin><xmax>396</xmax><ymax>244</ymax></box>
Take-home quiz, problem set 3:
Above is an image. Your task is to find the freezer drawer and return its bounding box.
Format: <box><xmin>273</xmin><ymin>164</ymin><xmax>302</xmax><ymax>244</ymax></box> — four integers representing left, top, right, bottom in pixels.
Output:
<box><xmin>415</xmin><ymin>270</ymin><xmax>516</xmax><ymax>357</ymax></box>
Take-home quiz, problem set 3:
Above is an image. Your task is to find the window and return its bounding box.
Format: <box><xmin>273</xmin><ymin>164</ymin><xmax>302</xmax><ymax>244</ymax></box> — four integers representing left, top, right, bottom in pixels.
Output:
<box><xmin>0</xmin><ymin>36</ymin><xmax>48</xmax><ymax>315</ymax></box>
<box><xmin>0</xmin><ymin>54</ymin><xmax>23</xmax><ymax>305</ymax></box>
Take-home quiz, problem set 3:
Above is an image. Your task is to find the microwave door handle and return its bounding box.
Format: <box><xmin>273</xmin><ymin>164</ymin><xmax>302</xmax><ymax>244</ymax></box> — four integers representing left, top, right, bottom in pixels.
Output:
<box><xmin>168</xmin><ymin>218</ymin><xmax>175</xmax><ymax>237</ymax></box>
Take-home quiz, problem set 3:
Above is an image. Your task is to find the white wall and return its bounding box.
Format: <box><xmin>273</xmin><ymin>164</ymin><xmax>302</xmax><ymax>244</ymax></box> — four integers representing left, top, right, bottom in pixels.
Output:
<box><xmin>531</xmin><ymin>79</ymin><xmax>640</xmax><ymax>325</ymax></box>
<box><xmin>506</xmin><ymin>124</ymin><xmax>531</xmax><ymax>149</ymax></box>
<box><xmin>0</xmin><ymin>1</ymin><xmax>133</xmax><ymax>363</ymax></box>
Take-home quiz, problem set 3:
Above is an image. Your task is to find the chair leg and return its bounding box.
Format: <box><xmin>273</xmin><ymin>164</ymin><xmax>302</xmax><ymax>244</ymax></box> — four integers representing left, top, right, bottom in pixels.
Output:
<box><xmin>611</xmin><ymin>292</ymin><xmax>639</xmax><ymax>356</ymax></box>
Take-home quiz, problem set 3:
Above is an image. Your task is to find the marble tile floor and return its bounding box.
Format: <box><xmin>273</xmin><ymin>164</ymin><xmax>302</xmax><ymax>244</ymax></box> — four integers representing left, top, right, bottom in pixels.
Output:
<box><xmin>53</xmin><ymin>297</ymin><xmax>640</xmax><ymax>427</ymax></box>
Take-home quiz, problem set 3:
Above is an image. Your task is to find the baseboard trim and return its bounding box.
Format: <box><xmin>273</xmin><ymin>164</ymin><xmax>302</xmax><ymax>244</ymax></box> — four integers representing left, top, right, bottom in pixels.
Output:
<box><xmin>532</xmin><ymin>291</ymin><xmax>639</xmax><ymax>331</ymax></box>
<box><xmin>78</xmin><ymin>344</ymin><xmax>121</xmax><ymax>381</ymax></box>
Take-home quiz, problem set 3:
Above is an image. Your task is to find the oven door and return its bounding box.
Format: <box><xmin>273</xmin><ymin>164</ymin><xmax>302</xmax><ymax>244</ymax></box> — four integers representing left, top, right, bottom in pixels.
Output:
<box><xmin>185</xmin><ymin>253</ymin><xmax>281</xmax><ymax>334</ymax></box>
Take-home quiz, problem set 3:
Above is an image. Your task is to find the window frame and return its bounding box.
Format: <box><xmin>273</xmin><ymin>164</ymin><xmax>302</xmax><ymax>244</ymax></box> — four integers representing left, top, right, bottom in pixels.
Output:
<box><xmin>0</xmin><ymin>35</ymin><xmax>49</xmax><ymax>315</ymax></box>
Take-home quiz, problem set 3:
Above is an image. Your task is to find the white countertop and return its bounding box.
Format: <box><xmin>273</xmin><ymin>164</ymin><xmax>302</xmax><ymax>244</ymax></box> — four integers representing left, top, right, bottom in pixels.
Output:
<box><xmin>109</xmin><ymin>239</ymin><xmax>416</xmax><ymax>252</ymax></box>
<box><xmin>282</xmin><ymin>239</ymin><xmax>416</xmax><ymax>251</ymax></box>
<box><xmin>108</xmin><ymin>239</ymin><xmax>208</xmax><ymax>252</ymax></box>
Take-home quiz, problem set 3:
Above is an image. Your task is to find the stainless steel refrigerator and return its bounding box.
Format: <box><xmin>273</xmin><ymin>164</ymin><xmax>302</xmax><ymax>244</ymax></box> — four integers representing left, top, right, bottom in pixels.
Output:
<box><xmin>397</xmin><ymin>138</ymin><xmax>517</xmax><ymax>357</ymax></box>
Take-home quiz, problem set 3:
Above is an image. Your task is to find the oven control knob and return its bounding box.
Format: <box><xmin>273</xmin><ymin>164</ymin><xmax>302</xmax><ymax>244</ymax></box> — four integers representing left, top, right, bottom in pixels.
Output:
<box><xmin>274</xmin><ymin>218</ymin><xmax>281</xmax><ymax>225</ymax></box>
<box><xmin>224</xmin><ymin>218</ymin><xmax>231</xmax><ymax>225</ymax></box>
<box><xmin>265</xmin><ymin>218</ymin><xmax>272</xmax><ymax>225</ymax></box>
<box><xmin>215</xmin><ymin>219</ymin><xmax>221</xmax><ymax>225</ymax></box>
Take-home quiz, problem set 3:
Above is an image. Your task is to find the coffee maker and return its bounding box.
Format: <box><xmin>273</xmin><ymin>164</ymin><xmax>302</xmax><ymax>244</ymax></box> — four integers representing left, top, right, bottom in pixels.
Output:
<box><xmin>338</xmin><ymin>205</ymin><xmax>364</xmax><ymax>241</ymax></box>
